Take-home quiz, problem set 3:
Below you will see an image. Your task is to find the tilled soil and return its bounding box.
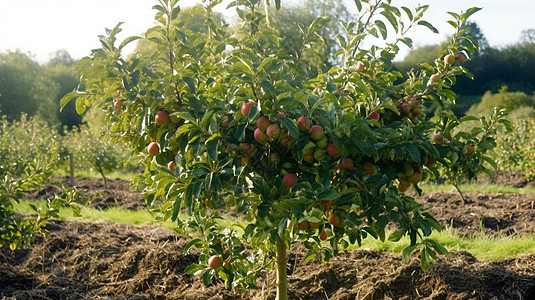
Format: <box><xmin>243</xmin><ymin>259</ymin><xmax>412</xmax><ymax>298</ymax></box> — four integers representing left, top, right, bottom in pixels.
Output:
<box><xmin>1</xmin><ymin>221</ymin><xmax>534</xmax><ymax>300</ymax></box>
<box><xmin>2</xmin><ymin>173</ymin><xmax>535</xmax><ymax>299</ymax></box>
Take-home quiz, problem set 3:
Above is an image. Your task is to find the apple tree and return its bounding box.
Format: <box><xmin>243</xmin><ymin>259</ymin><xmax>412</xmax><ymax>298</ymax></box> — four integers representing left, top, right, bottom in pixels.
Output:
<box><xmin>61</xmin><ymin>0</ymin><xmax>490</xmax><ymax>298</ymax></box>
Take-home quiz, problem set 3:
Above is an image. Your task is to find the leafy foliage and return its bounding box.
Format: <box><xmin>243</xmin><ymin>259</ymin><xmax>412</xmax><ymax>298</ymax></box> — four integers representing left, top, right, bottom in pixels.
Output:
<box><xmin>61</xmin><ymin>0</ymin><xmax>491</xmax><ymax>296</ymax></box>
<box><xmin>0</xmin><ymin>114</ymin><xmax>83</xmax><ymax>250</ymax></box>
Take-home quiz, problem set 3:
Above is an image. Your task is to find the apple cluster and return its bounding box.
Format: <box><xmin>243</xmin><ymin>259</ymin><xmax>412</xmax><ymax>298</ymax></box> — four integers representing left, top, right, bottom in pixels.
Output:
<box><xmin>395</xmin><ymin>95</ymin><xmax>424</xmax><ymax>124</ymax></box>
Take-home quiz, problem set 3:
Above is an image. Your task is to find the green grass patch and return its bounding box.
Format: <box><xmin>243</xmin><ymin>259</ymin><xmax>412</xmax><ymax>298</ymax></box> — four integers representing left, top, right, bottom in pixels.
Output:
<box><xmin>350</xmin><ymin>228</ymin><xmax>535</xmax><ymax>260</ymax></box>
<box><xmin>14</xmin><ymin>199</ymin><xmax>535</xmax><ymax>260</ymax></box>
<box><xmin>421</xmin><ymin>183</ymin><xmax>535</xmax><ymax>194</ymax></box>
<box><xmin>54</xmin><ymin>168</ymin><xmax>139</xmax><ymax>181</ymax></box>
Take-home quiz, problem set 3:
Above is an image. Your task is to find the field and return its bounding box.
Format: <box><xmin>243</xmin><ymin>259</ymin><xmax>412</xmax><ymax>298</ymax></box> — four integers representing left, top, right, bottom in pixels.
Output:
<box><xmin>1</xmin><ymin>174</ymin><xmax>535</xmax><ymax>300</ymax></box>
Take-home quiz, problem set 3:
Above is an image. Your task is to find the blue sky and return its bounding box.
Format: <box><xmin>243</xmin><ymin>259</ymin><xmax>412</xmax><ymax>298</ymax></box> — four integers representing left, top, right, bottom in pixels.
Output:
<box><xmin>0</xmin><ymin>0</ymin><xmax>533</xmax><ymax>63</ymax></box>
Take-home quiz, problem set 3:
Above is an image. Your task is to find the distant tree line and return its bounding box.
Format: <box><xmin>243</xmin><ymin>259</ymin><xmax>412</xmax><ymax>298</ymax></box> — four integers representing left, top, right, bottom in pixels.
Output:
<box><xmin>2</xmin><ymin>2</ymin><xmax>535</xmax><ymax>125</ymax></box>
<box><xmin>395</xmin><ymin>23</ymin><xmax>535</xmax><ymax>116</ymax></box>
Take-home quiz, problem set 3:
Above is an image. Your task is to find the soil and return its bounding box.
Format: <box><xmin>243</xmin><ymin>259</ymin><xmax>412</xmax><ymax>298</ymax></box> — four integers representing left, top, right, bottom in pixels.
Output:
<box><xmin>2</xmin><ymin>173</ymin><xmax>535</xmax><ymax>299</ymax></box>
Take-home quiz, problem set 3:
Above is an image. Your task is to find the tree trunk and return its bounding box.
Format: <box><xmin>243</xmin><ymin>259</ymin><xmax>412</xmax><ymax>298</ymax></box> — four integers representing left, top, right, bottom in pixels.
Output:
<box><xmin>275</xmin><ymin>236</ymin><xmax>288</xmax><ymax>300</ymax></box>
<box><xmin>69</xmin><ymin>153</ymin><xmax>75</xmax><ymax>186</ymax></box>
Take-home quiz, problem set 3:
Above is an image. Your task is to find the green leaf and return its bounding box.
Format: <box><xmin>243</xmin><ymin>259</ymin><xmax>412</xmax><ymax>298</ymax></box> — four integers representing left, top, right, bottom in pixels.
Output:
<box><xmin>417</xmin><ymin>20</ymin><xmax>439</xmax><ymax>33</ymax></box>
<box><xmin>374</xmin><ymin>20</ymin><xmax>388</xmax><ymax>39</ymax></box>
<box><xmin>318</xmin><ymin>189</ymin><xmax>339</xmax><ymax>201</ymax></box>
<box><xmin>203</xmin><ymin>269</ymin><xmax>214</xmax><ymax>286</ymax></box>
<box><xmin>75</xmin><ymin>97</ymin><xmax>87</xmax><ymax>115</ymax></box>
<box><xmin>402</xmin><ymin>244</ymin><xmax>418</xmax><ymax>262</ymax></box>
<box><xmin>388</xmin><ymin>229</ymin><xmax>405</xmax><ymax>242</ymax></box>
<box><xmin>206</xmin><ymin>137</ymin><xmax>219</xmax><ymax>161</ymax></box>
<box><xmin>60</xmin><ymin>92</ymin><xmax>79</xmax><ymax>111</ymax></box>
<box><xmin>119</xmin><ymin>36</ymin><xmax>141</xmax><ymax>50</ymax></box>
<box><xmin>354</xmin><ymin>0</ymin><xmax>362</xmax><ymax>11</ymax></box>
<box><xmin>279</xmin><ymin>117</ymin><xmax>300</xmax><ymax>138</ymax></box>
<box><xmin>401</xmin><ymin>6</ymin><xmax>413</xmax><ymax>21</ymax></box>
<box><xmin>405</xmin><ymin>144</ymin><xmax>421</xmax><ymax>163</ymax></box>
<box><xmin>184</xmin><ymin>263</ymin><xmax>205</xmax><ymax>275</ymax></box>
<box><xmin>184</xmin><ymin>238</ymin><xmax>203</xmax><ymax>254</ymax></box>
<box><xmin>460</xmin><ymin>115</ymin><xmax>480</xmax><ymax>122</ymax></box>
<box><xmin>462</xmin><ymin>7</ymin><xmax>482</xmax><ymax>23</ymax></box>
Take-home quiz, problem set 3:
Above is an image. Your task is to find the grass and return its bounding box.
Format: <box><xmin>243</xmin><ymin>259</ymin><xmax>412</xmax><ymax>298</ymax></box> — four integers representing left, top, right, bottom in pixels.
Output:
<box><xmin>352</xmin><ymin>228</ymin><xmax>535</xmax><ymax>260</ymax></box>
<box><xmin>54</xmin><ymin>168</ymin><xmax>139</xmax><ymax>182</ymax></box>
<box><xmin>420</xmin><ymin>182</ymin><xmax>535</xmax><ymax>194</ymax></box>
<box><xmin>14</xmin><ymin>198</ymin><xmax>535</xmax><ymax>261</ymax></box>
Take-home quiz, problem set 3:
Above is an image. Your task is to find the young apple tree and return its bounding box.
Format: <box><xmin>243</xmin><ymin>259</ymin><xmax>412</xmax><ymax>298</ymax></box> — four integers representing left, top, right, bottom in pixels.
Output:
<box><xmin>61</xmin><ymin>0</ymin><xmax>490</xmax><ymax>298</ymax></box>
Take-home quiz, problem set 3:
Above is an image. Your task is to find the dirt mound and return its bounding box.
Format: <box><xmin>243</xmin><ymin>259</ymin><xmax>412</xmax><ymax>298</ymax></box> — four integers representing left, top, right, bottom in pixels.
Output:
<box><xmin>27</xmin><ymin>177</ymin><xmax>146</xmax><ymax>210</ymax></box>
<box><xmin>418</xmin><ymin>191</ymin><xmax>535</xmax><ymax>236</ymax></box>
<box><xmin>1</xmin><ymin>221</ymin><xmax>534</xmax><ymax>299</ymax></box>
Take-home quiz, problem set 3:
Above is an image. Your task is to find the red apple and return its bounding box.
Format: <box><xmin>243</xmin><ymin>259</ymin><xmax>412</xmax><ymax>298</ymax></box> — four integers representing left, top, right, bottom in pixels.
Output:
<box><xmin>328</xmin><ymin>213</ymin><xmax>342</xmax><ymax>227</ymax></box>
<box><xmin>241</xmin><ymin>102</ymin><xmax>254</xmax><ymax>118</ymax></box>
<box><xmin>254</xmin><ymin>128</ymin><xmax>269</xmax><ymax>145</ymax></box>
<box><xmin>426</xmin><ymin>157</ymin><xmax>436</xmax><ymax>170</ymax></box>
<box><xmin>411</xmin><ymin>107</ymin><xmax>422</xmax><ymax>117</ymax></box>
<box><xmin>297</xmin><ymin>221</ymin><xmax>309</xmax><ymax>231</ymax></box>
<box><xmin>297</xmin><ymin>116</ymin><xmax>311</xmax><ymax>131</ymax></box>
<box><xmin>208</xmin><ymin>255</ymin><xmax>223</xmax><ymax>269</ymax></box>
<box><xmin>266</xmin><ymin>124</ymin><xmax>280</xmax><ymax>140</ymax></box>
<box><xmin>309</xmin><ymin>125</ymin><xmax>325</xmax><ymax>141</ymax></box>
<box><xmin>356</xmin><ymin>61</ymin><xmax>365</xmax><ymax>71</ymax></box>
<box><xmin>465</xmin><ymin>144</ymin><xmax>474</xmax><ymax>153</ymax></box>
<box><xmin>429</xmin><ymin>73</ymin><xmax>440</xmax><ymax>83</ymax></box>
<box><xmin>341</xmin><ymin>158</ymin><xmax>354</xmax><ymax>170</ymax></box>
<box><xmin>283</xmin><ymin>173</ymin><xmax>298</xmax><ymax>188</ymax></box>
<box><xmin>155</xmin><ymin>110</ymin><xmax>170</xmax><ymax>126</ymax></box>
<box><xmin>400</xmin><ymin>103</ymin><xmax>411</xmax><ymax>114</ymax></box>
<box><xmin>256</xmin><ymin>116</ymin><xmax>270</xmax><ymax>131</ymax></box>
<box><xmin>444</xmin><ymin>54</ymin><xmax>455</xmax><ymax>65</ymax></box>
<box><xmin>167</xmin><ymin>161</ymin><xmax>176</xmax><ymax>171</ymax></box>
<box><xmin>319</xmin><ymin>229</ymin><xmax>328</xmax><ymax>240</ymax></box>
<box><xmin>220</xmin><ymin>117</ymin><xmax>230</xmax><ymax>128</ymax></box>
<box><xmin>326</xmin><ymin>144</ymin><xmax>341</xmax><ymax>158</ymax></box>
<box><xmin>363</xmin><ymin>162</ymin><xmax>375</xmax><ymax>175</ymax></box>
<box><xmin>114</xmin><ymin>100</ymin><xmax>123</xmax><ymax>109</ymax></box>
<box><xmin>147</xmin><ymin>142</ymin><xmax>160</xmax><ymax>156</ymax></box>
<box><xmin>432</xmin><ymin>133</ymin><xmax>444</xmax><ymax>143</ymax></box>
<box><xmin>275</xmin><ymin>112</ymin><xmax>287</xmax><ymax>120</ymax></box>
<box><xmin>367</xmin><ymin>111</ymin><xmax>380</xmax><ymax>120</ymax></box>
<box><xmin>455</xmin><ymin>53</ymin><xmax>467</xmax><ymax>63</ymax></box>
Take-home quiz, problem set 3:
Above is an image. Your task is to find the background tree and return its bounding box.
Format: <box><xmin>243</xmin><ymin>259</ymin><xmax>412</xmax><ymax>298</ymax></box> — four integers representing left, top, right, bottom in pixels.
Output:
<box><xmin>0</xmin><ymin>52</ymin><xmax>59</xmax><ymax>123</ymax></box>
<box><xmin>271</xmin><ymin>0</ymin><xmax>352</xmax><ymax>74</ymax></box>
<box><xmin>45</xmin><ymin>50</ymin><xmax>81</xmax><ymax>131</ymax></box>
<box><xmin>520</xmin><ymin>28</ymin><xmax>535</xmax><ymax>44</ymax></box>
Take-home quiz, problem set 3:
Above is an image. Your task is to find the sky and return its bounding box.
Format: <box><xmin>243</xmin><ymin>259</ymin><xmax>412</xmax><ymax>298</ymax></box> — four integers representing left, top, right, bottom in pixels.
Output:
<box><xmin>1</xmin><ymin>0</ymin><xmax>533</xmax><ymax>64</ymax></box>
